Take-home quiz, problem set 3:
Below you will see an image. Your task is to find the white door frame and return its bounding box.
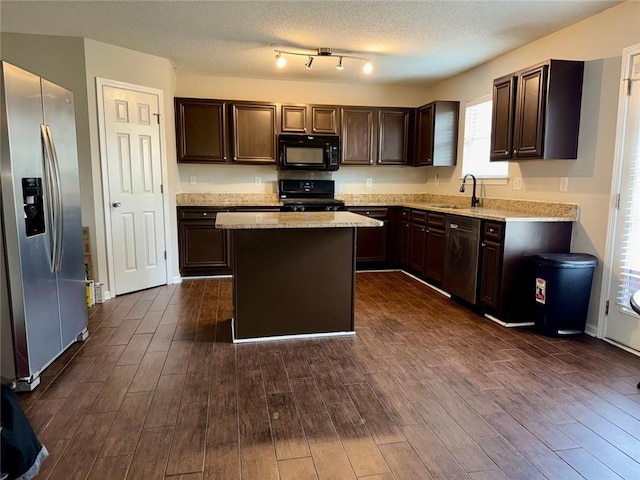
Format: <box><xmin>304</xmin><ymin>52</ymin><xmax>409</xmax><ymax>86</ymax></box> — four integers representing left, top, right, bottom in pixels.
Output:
<box><xmin>96</xmin><ymin>77</ymin><xmax>172</xmax><ymax>297</ymax></box>
<box><xmin>598</xmin><ymin>44</ymin><xmax>640</xmax><ymax>353</ymax></box>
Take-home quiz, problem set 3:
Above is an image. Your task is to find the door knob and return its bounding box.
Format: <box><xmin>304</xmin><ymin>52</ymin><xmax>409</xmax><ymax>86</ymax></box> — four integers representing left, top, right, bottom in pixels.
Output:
<box><xmin>112</xmin><ymin>201</ymin><xmax>122</xmax><ymax>208</ymax></box>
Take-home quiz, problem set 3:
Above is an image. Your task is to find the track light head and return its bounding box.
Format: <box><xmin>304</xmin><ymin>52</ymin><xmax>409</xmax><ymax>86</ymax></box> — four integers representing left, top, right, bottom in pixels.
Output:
<box><xmin>275</xmin><ymin>52</ymin><xmax>286</xmax><ymax>68</ymax></box>
<box><xmin>363</xmin><ymin>61</ymin><xmax>373</xmax><ymax>74</ymax></box>
<box><xmin>336</xmin><ymin>57</ymin><xmax>344</xmax><ymax>70</ymax></box>
<box><xmin>305</xmin><ymin>56</ymin><xmax>314</xmax><ymax>69</ymax></box>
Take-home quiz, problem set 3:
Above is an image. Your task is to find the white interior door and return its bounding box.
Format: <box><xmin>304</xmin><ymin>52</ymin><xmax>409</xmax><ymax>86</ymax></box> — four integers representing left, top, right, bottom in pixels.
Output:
<box><xmin>101</xmin><ymin>84</ymin><xmax>166</xmax><ymax>295</ymax></box>
<box><xmin>605</xmin><ymin>46</ymin><xmax>640</xmax><ymax>351</ymax></box>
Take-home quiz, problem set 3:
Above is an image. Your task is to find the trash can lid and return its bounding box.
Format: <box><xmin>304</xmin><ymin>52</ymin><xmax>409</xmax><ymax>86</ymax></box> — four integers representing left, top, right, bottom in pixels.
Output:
<box><xmin>532</xmin><ymin>253</ymin><xmax>598</xmax><ymax>268</ymax></box>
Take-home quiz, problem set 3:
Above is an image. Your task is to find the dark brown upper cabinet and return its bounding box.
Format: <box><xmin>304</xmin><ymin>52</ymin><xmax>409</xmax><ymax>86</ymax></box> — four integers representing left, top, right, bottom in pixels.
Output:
<box><xmin>490</xmin><ymin>59</ymin><xmax>584</xmax><ymax>161</ymax></box>
<box><xmin>340</xmin><ymin>107</ymin><xmax>376</xmax><ymax>165</ymax></box>
<box><xmin>340</xmin><ymin>107</ymin><xmax>412</xmax><ymax>166</ymax></box>
<box><xmin>175</xmin><ymin>98</ymin><xmax>228</xmax><ymax>163</ymax></box>
<box><xmin>414</xmin><ymin>101</ymin><xmax>459</xmax><ymax>167</ymax></box>
<box><xmin>281</xmin><ymin>104</ymin><xmax>339</xmax><ymax>135</ymax></box>
<box><xmin>281</xmin><ymin>104</ymin><xmax>307</xmax><ymax>133</ymax></box>
<box><xmin>490</xmin><ymin>76</ymin><xmax>516</xmax><ymax>161</ymax></box>
<box><xmin>230</xmin><ymin>102</ymin><xmax>278</xmax><ymax>164</ymax></box>
<box><xmin>311</xmin><ymin>106</ymin><xmax>339</xmax><ymax>134</ymax></box>
<box><xmin>377</xmin><ymin>108</ymin><xmax>412</xmax><ymax>165</ymax></box>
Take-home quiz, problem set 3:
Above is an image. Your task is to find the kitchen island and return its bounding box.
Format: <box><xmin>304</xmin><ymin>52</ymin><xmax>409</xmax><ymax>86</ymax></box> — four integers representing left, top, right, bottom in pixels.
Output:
<box><xmin>216</xmin><ymin>211</ymin><xmax>382</xmax><ymax>342</ymax></box>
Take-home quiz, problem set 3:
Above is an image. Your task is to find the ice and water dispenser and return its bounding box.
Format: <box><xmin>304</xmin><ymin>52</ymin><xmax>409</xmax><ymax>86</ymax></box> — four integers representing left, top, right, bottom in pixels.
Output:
<box><xmin>21</xmin><ymin>177</ymin><xmax>45</xmax><ymax>237</ymax></box>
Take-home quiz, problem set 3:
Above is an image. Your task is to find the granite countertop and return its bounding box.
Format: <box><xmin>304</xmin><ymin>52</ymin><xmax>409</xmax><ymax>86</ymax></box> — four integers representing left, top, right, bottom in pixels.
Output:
<box><xmin>398</xmin><ymin>203</ymin><xmax>574</xmax><ymax>222</ymax></box>
<box><xmin>179</xmin><ymin>193</ymin><xmax>579</xmax><ymax>223</ymax></box>
<box><xmin>216</xmin><ymin>211</ymin><xmax>383</xmax><ymax>229</ymax></box>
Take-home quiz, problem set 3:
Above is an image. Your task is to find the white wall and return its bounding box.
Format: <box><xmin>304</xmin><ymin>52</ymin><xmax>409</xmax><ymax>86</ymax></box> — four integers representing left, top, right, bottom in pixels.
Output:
<box><xmin>425</xmin><ymin>0</ymin><xmax>640</xmax><ymax>333</ymax></box>
<box><xmin>83</xmin><ymin>39</ymin><xmax>179</xmax><ymax>290</ymax></box>
<box><xmin>175</xmin><ymin>74</ymin><xmax>433</xmax><ymax>194</ymax></box>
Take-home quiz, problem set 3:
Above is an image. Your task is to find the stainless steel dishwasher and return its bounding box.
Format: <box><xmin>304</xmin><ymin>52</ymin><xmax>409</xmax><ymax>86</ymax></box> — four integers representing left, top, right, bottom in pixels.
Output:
<box><xmin>443</xmin><ymin>215</ymin><xmax>481</xmax><ymax>304</ymax></box>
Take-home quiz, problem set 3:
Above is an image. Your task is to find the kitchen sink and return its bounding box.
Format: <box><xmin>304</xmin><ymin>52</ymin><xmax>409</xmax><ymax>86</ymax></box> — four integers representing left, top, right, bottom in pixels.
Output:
<box><xmin>427</xmin><ymin>204</ymin><xmax>461</xmax><ymax>209</ymax></box>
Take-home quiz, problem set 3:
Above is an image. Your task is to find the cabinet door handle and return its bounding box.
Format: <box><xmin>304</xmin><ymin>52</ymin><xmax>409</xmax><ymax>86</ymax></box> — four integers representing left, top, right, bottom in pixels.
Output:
<box><xmin>489</xmin><ymin>228</ymin><xmax>495</xmax><ymax>233</ymax></box>
<box><xmin>513</xmin><ymin>149</ymin><xmax>517</xmax><ymax>155</ymax></box>
<box><xmin>481</xmin><ymin>242</ymin><xmax>486</xmax><ymax>247</ymax></box>
<box><xmin>504</xmin><ymin>150</ymin><xmax>508</xmax><ymax>154</ymax></box>
<box><xmin>202</xmin><ymin>212</ymin><xmax>208</xmax><ymax>216</ymax></box>
<box><xmin>426</xmin><ymin>229</ymin><xmax>430</xmax><ymax>233</ymax></box>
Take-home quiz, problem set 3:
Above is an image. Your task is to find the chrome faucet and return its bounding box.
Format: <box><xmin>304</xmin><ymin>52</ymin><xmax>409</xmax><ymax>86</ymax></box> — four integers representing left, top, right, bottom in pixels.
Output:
<box><xmin>460</xmin><ymin>174</ymin><xmax>480</xmax><ymax>207</ymax></box>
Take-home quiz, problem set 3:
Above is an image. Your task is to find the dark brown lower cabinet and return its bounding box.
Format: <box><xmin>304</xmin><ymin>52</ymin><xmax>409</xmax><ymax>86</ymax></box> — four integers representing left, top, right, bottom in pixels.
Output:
<box><xmin>409</xmin><ymin>222</ymin><xmax>427</xmax><ymax>273</ymax></box>
<box><xmin>349</xmin><ymin>207</ymin><xmax>388</xmax><ymax>268</ymax></box>
<box><xmin>178</xmin><ymin>207</ymin><xmax>231</xmax><ymax>276</ymax></box>
<box><xmin>424</xmin><ymin>212</ymin><xmax>445</xmax><ymax>284</ymax></box>
<box><xmin>479</xmin><ymin>237</ymin><xmax>503</xmax><ymax>312</ymax></box>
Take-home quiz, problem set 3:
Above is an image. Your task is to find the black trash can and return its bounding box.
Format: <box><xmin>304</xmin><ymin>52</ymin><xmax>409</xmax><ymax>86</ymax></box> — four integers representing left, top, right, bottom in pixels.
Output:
<box><xmin>532</xmin><ymin>253</ymin><xmax>598</xmax><ymax>336</ymax></box>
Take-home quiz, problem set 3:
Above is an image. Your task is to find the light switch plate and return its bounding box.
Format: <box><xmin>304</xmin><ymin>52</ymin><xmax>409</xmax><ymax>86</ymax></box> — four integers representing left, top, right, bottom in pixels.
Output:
<box><xmin>366</xmin><ymin>178</ymin><xmax>373</xmax><ymax>187</ymax></box>
<box><xmin>254</xmin><ymin>176</ymin><xmax>262</xmax><ymax>185</ymax></box>
<box><xmin>189</xmin><ymin>175</ymin><xmax>197</xmax><ymax>185</ymax></box>
<box><xmin>434</xmin><ymin>174</ymin><xmax>439</xmax><ymax>186</ymax></box>
<box><xmin>513</xmin><ymin>177</ymin><xmax>522</xmax><ymax>190</ymax></box>
<box><xmin>559</xmin><ymin>177</ymin><xmax>569</xmax><ymax>192</ymax></box>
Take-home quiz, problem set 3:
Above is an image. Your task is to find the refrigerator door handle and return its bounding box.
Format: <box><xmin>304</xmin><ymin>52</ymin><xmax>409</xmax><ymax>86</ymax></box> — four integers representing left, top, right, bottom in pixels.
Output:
<box><xmin>41</xmin><ymin>124</ymin><xmax>58</xmax><ymax>272</ymax></box>
<box><xmin>45</xmin><ymin>125</ymin><xmax>64</xmax><ymax>271</ymax></box>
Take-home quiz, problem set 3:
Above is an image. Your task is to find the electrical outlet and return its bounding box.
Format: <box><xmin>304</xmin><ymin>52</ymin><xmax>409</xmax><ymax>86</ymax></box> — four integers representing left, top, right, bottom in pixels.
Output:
<box><xmin>434</xmin><ymin>174</ymin><xmax>439</xmax><ymax>186</ymax></box>
<box><xmin>254</xmin><ymin>176</ymin><xmax>262</xmax><ymax>185</ymax></box>
<box><xmin>559</xmin><ymin>177</ymin><xmax>569</xmax><ymax>192</ymax></box>
<box><xmin>189</xmin><ymin>175</ymin><xmax>197</xmax><ymax>185</ymax></box>
<box><xmin>366</xmin><ymin>178</ymin><xmax>373</xmax><ymax>187</ymax></box>
<box><xmin>513</xmin><ymin>177</ymin><xmax>522</xmax><ymax>190</ymax></box>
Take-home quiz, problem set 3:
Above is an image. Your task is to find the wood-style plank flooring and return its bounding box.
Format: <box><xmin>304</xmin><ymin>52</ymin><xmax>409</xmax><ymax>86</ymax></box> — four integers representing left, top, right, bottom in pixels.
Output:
<box><xmin>18</xmin><ymin>271</ymin><xmax>640</xmax><ymax>479</ymax></box>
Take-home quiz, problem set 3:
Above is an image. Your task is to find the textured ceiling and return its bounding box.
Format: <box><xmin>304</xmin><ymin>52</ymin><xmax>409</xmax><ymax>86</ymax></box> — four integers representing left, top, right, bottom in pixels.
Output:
<box><xmin>0</xmin><ymin>1</ymin><xmax>621</xmax><ymax>86</ymax></box>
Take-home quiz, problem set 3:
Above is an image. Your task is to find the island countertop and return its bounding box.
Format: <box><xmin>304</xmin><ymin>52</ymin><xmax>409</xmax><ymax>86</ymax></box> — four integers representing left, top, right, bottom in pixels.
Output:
<box><xmin>216</xmin><ymin>211</ymin><xmax>383</xmax><ymax>229</ymax></box>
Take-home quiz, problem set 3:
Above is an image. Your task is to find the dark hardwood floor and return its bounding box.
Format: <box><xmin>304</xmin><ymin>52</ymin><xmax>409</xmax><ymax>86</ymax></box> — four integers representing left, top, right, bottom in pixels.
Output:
<box><xmin>17</xmin><ymin>271</ymin><xmax>640</xmax><ymax>479</ymax></box>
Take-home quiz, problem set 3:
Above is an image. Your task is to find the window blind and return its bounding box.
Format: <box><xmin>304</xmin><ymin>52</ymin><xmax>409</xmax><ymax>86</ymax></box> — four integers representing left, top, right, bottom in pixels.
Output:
<box><xmin>462</xmin><ymin>96</ymin><xmax>508</xmax><ymax>178</ymax></box>
<box><xmin>616</xmin><ymin>89</ymin><xmax>640</xmax><ymax>313</ymax></box>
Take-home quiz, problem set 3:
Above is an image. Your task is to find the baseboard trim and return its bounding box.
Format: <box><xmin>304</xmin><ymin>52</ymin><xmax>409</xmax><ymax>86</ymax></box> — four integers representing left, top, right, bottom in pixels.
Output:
<box><xmin>484</xmin><ymin>314</ymin><xmax>534</xmax><ymax>328</ymax></box>
<box><xmin>602</xmin><ymin>337</ymin><xmax>640</xmax><ymax>358</ymax></box>
<box><xmin>399</xmin><ymin>270</ymin><xmax>451</xmax><ymax>298</ymax></box>
<box><xmin>231</xmin><ymin>320</ymin><xmax>356</xmax><ymax>344</ymax></box>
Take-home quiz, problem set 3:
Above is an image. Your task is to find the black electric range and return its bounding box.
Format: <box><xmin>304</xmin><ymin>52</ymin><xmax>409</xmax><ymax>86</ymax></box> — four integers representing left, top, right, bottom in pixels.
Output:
<box><xmin>279</xmin><ymin>179</ymin><xmax>346</xmax><ymax>212</ymax></box>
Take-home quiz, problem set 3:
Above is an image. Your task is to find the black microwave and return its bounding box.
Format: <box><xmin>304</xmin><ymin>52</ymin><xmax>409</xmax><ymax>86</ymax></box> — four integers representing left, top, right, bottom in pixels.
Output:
<box><xmin>278</xmin><ymin>134</ymin><xmax>340</xmax><ymax>171</ymax></box>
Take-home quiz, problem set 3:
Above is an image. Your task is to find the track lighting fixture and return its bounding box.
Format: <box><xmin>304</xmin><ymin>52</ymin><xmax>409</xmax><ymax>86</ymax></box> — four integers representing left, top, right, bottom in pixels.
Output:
<box><xmin>274</xmin><ymin>47</ymin><xmax>373</xmax><ymax>74</ymax></box>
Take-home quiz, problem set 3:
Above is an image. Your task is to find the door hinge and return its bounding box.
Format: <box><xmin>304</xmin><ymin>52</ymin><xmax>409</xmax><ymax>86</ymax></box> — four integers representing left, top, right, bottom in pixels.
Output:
<box><xmin>615</xmin><ymin>193</ymin><xmax>620</xmax><ymax>209</ymax></box>
<box><xmin>605</xmin><ymin>300</ymin><xmax>609</xmax><ymax>315</ymax></box>
<box><xmin>164</xmin><ymin>250</ymin><xmax>167</xmax><ymax>260</ymax></box>
<box><xmin>160</xmin><ymin>184</ymin><xmax>164</xmax><ymax>194</ymax></box>
<box><xmin>153</xmin><ymin>113</ymin><xmax>161</xmax><ymax>124</ymax></box>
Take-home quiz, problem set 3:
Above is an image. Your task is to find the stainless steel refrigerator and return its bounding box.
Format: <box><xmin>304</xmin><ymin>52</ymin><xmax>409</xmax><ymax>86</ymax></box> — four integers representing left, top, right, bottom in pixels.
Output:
<box><xmin>1</xmin><ymin>61</ymin><xmax>88</xmax><ymax>391</ymax></box>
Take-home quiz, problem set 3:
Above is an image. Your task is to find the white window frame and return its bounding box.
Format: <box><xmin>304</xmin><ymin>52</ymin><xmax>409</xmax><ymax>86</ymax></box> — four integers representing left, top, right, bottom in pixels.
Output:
<box><xmin>461</xmin><ymin>95</ymin><xmax>509</xmax><ymax>182</ymax></box>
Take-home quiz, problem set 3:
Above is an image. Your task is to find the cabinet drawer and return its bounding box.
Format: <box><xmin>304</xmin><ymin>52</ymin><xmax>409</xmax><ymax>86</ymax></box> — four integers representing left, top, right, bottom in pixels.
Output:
<box><xmin>179</xmin><ymin>208</ymin><xmax>227</xmax><ymax>219</ymax></box>
<box><xmin>411</xmin><ymin>210</ymin><xmax>427</xmax><ymax>225</ymax></box>
<box><xmin>427</xmin><ymin>212</ymin><xmax>445</xmax><ymax>229</ymax></box>
<box><xmin>483</xmin><ymin>221</ymin><xmax>504</xmax><ymax>241</ymax></box>
<box><xmin>350</xmin><ymin>207</ymin><xmax>388</xmax><ymax>219</ymax></box>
